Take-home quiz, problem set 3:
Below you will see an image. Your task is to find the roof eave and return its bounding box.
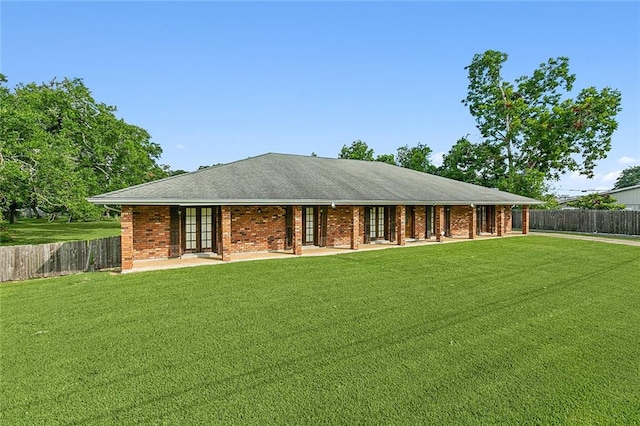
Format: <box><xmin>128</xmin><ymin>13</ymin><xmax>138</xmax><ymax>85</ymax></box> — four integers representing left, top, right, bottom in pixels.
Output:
<box><xmin>87</xmin><ymin>197</ymin><xmax>543</xmax><ymax>206</ymax></box>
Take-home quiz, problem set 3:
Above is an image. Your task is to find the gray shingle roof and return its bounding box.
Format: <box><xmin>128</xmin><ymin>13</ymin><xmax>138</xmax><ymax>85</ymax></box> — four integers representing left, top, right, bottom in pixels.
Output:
<box><xmin>87</xmin><ymin>153</ymin><xmax>542</xmax><ymax>206</ymax></box>
<box><xmin>604</xmin><ymin>184</ymin><xmax>640</xmax><ymax>195</ymax></box>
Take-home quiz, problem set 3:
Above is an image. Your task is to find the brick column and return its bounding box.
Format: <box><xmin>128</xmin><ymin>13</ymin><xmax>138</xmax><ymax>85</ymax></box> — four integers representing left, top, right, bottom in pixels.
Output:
<box><xmin>469</xmin><ymin>206</ymin><xmax>477</xmax><ymax>239</ymax></box>
<box><xmin>496</xmin><ymin>206</ymin><xmax>504</xmax><ymax>237</ymax></box>
<box><xmin>221</xmin><ymin>206</ymin><xmax>232</xmax><ymax>261</ymax></box>
<box><xmin>350</xmin><ymin>206</ymin><xmax>360</xmax><ymax>250</ymax></box>
<box><xmin>435</xmin><ymin>205</ymin><xmax>444</xmax><ymax>242</ymax></box>
<box><xmin>121</xmin><ymin>205</ymin><xmax>134</xmax><ymax>270</ymax></box>
<box><xmin>522</xmin><ymin>205</ymin><xmax>530</xmax><ymax>235</ymax></box>
<box><xmin>415</xmin><ymin>206</ymin><xmax>426</xmax><ymax>240</ymax></box>
<box><xmin>396</xmin><ymin>205</ymin><xmax>406</xmax><ymax>246</ymax></box>
<box><xmin>293</xmin><ymin>205</ymin><xmax>303</xmax><ymax>255</ymax></box>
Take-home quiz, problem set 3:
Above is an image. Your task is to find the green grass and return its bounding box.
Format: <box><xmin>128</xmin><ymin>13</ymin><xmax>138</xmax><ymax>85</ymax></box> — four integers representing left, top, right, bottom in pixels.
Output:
<box><xmin>2</xmin><ymin>237</ymin><xmax>639</xmax><ymax>424</ymax></box>
<box><xmin>529</xmin><ymin>229</ymin><xmax>640</xmax><ymax>241</ymax></box>
<box><xmin>0</xmin><ymin>218</ymin><xmax>120</xmax><ymax>246</ymax></box>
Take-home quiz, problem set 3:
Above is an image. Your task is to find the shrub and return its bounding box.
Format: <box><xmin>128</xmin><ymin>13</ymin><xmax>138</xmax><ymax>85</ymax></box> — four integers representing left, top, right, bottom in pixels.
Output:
<box><xmin>567</xmin><ymin>193</ymin><xmax>625</xmax><ymax>210</ymax></box>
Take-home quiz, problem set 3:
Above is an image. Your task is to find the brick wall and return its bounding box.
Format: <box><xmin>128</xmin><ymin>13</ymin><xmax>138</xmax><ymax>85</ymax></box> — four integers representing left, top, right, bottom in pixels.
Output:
<box><xmin>231</xmin><ymin>206</ymin><xmax>287</xmax><ymax>252</ymax></box>
<box><xmin>133</xmin><ymin>206</ymin><xmax>171</xmax><ymax>260</ymax></box>
<box><xmin>449</xmin><ymin>206</ymin><xmax>471</xmax><ymax>237</ymax></box>
<box><xmin>505</xmin><ymin>206</ymin><xmax>513</xmax><ymax>232</ymax></box>
<box><xmin>448</xmin><ymin>205</ymin><xmax>513</xmax><ymax>237</ymax></box>
<box><xmin>326</xmin><ymin>206</ymin><xmax>353</xmax><ymax>246</ymax></box>
<box><xmin>121</xmin><ymin>206</ymin><xmax>134</xmax><ymax>269</ymax></box>
<box><xmin>396</xmin><ymin>205</ymin><xmax>406</xmax><ymax>246</ymax></box>
<box><xmin>221</xmin><ymin>206</ymin><xmax>232</xmax><ymax>261</ymax></box>
<box><xmin>414</xmin><ymin>206</ymin><xmax>426</xmax><ymax>239</ymax></box>
<box><xmin>350</xmin><ymin>206</ymin><xmax>361</xmax><ymax>249</ymax></box>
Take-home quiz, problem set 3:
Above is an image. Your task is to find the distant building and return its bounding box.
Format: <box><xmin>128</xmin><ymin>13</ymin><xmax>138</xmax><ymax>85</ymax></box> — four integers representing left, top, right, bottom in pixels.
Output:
<box><xmin>557</xmin><ymin>194</ymin><xmax>590</xmax><ymax>209</ymax></box>
<box><xmin>603</xmin><ymin>184</ymin><xmax>640</xmax><ymax>211</ymax></box>
<box><xmin>557</xmin><ymin>184</ymin><xmax>640</xmax><ymax>210</ymax></box>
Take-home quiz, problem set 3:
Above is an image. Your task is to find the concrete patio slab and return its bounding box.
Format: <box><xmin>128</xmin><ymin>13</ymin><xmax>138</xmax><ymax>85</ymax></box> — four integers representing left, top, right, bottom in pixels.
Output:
<box><xmin>126</xmin><ymin>233</ymin><xmax>526</xmax><ymax>273</ymax></box>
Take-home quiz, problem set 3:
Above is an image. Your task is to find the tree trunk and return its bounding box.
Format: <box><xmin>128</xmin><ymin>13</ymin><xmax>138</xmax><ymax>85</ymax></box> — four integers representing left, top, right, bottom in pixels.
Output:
<box><xmin>8</xmin><ymin>201</ymin><xmax>18</xmax><ymax>224</ymax></box>
<box><xmin>30</xmin><ymin>201</ymin><xmax>42</xmax><ymax>219</ymax></box>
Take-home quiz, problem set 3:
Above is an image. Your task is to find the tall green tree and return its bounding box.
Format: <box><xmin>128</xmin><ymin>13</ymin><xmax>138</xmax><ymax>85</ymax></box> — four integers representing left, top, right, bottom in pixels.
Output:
<box><xmin>613</xmin><ymin>165</ymin><xmax>640</xmax><ymax>189</ymax></box>
<box><xmin>337</xmin><ymin>140</ymin><xmax>439</xmax><ymax>172</ymax></box>
<box><xmin>0</xmin><ymin>75</ymin><xmax>166</xmax><ymax>222</ymax></box>
<box><xmin>439</xmin><ymin>137</ymin><xmax>506</xmax><ymax>188</ymax></box>
<box><xmin>0</xmin><ymin>75</ymin><xmax>76</xmax><ymax>222</ymax></box>
<box><xmin>339</xmin><ymin>140</ymin><xmax>374</xmax><ymax>161</ymax></box>
<box><xmin>396</xmin><ymin>143</ymin><xmax>437</xmax><ymax>173</ymax></box>
<box><xmin>461</xmin><ymin>50</ymin><xmax>621</xmax><ymax>198</ymax></box>
<box><xmin>375</xmin><ymin>153</ymin><xmax>396</xmax><ymax>165</ymax></box>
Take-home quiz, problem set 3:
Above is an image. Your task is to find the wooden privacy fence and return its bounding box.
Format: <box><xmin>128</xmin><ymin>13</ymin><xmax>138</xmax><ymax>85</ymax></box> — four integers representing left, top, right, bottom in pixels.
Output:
<box><xmin>513</xmin><ymin>209</ymin><xmax>640</xmax><ymax>236</ymax></box>
<box><xmin>0</xmin><ymin>236</ymin><xmax>121</xmax><ymax>282</ymax></box>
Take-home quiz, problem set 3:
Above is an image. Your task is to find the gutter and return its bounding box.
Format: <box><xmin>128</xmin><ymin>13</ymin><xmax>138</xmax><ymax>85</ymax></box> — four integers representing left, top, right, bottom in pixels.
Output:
<box><xmin>87</xmin><ymin>198</ymin><xmax>543</xmax><ymax>206</ymax></box>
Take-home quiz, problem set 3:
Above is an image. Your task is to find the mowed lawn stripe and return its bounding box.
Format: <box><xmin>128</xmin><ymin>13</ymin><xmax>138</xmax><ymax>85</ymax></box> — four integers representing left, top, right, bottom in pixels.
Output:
<box><xmin>1</xmin><ymin>237</ymin><xmax>639</xmax><ymax>424</ymax></box>
<box><xmin>1</xmin><ymin>218</ymin><xmax>121</xmax><ymax>246</ymax></box>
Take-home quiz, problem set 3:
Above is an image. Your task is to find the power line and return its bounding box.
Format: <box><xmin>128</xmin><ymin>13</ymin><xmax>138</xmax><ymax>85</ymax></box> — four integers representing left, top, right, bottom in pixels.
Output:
<box><xmin>559</xmin><ymin>189</ymin><xmax>601</xmax><ymax>192</ymax></box>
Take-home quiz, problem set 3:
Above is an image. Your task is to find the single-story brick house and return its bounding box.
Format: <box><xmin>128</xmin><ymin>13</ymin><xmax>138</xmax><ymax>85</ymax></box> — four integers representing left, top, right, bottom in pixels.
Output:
<box><xmin>88</xmin><ymin>153</ymin><xmax>541</xmax><ymax>270</ymax></box>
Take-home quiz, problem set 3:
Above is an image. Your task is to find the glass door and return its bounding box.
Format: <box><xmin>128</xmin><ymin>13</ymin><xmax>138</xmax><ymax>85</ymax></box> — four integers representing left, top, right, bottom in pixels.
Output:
<box><xmin>303</xmin><ymin>207</ymin><xmax>316</xmax><ymax>245</ymax></box>
<box><xmin>185</xmin><ymin>207</ymin><xmax>197</xmax><ymax>251</ymax></box>
<box><xmin>183</xmin><ymin>207</ymin><xmax>216</xmax><ymax>253</ymax></box>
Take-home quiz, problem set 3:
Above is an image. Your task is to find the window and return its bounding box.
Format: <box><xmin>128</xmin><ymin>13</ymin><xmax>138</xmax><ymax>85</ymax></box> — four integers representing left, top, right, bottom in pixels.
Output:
<box><xmin>285</xmin><ymin>206</ymin><xmax>293</xmax><ymax>249</ymax></box>
<box><xmin>477</xmin><ymin>206</ymin><xmax>495</xmax><ymax>234</ymax></box>
<box><xmin>183</xmin><ymin>206</ymin><xmax>217</xmax><ymax>253</ymax></box>
<box><xmin>377</xmin><ymin>207</ymin><xmax>384</xmax><ymax>237</ymax></box>
<box><xmin>367</xmin><ymin>206</ymin><xmax>386</xmax><ymax>240</ymax></box>
<box><xmin>201</xmin><ymin>207</ymin><xmax>212</xmax><ymax>249</ymax></box>
<box><xmin>185</xmin><ymin>207</ymin><xmax>197</xmax><ymax>250</ymax></box>
<box><xmin>304</xmin><ymin>207</ymin><xmax>315</xmax><ymax>244</ymax></box>
<box><xmin>444</xmin><ymin>206</ymin><xmax>452</xmax><ymax>237</ymax></box>
<box><xmin>369</xmin><ymin>207</ymin><xmax>376</xmax><ymax>237</ymax></box>
<box><xmin>425</xmin><ymin>206</ymin><xmax>435</xmax><ymax>238</ymax></box>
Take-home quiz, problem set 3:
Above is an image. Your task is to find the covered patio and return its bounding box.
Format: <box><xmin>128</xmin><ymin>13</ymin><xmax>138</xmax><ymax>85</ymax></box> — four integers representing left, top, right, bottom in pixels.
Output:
<box><xmin>127</xmin><ymin>232</ymin><xmax>526</xmax><ymax>273</ymax></box>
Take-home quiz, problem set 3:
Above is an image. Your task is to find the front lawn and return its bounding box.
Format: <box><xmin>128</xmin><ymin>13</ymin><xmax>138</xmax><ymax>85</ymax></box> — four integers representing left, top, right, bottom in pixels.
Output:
<box><xmin>0</xmin><ymin>218</ymin><xmax>120</xmax><ymax>246</ymax></box>
<box><xmin>1</xmin><ymin>237</ymin><xmax>639</xmax><ymax>424</ymax></box>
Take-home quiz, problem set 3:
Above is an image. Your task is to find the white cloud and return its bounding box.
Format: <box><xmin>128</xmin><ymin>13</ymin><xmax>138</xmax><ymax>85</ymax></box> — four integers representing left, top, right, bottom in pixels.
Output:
<box><xmin>568</xmin><ymin>171</ymin><xmax>591</xmax><ymax>181</ymax></box>
<box><xmin>618</xmin><ymin>156</ymin><xmax>637</xmax><ymax>164</ymax></box>
<box><xmin>176</xmin><ymin>144</ymin><xmax>185</xmax><ymax>150</ymax></box>
<box><xmin>430</xmin><ymin>151</ymin><xmax>446</xmax><ymax>167</ymax></box>
<box><xmin>600</xmin><ymin>170</ymin><xmax>622</xmax><ymax>183</ymax></box>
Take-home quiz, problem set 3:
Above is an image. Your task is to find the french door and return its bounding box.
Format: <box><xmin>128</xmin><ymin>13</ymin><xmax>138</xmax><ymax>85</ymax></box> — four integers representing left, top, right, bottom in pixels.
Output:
<box><xmin>476</xmin><ymin>206</ymin><xmax>495</xmax><ymax>234</ymax></box>
<box><xmin>444</xmin><ymin>206</ymin><xmax>452</xmax><ymax>237</ymax></box>
<box><xmin>302</xmin><ymin>206</ymin><xmax>327</xmax><ymax>246</ymax></box>
<box><xmin>365</xmin><ymin>206</ymin><xmax>386</xmax><ymax>242</ymax></box>
<box><xmin>183</xmin><ymin>206</ymin><xmax>219</xmax><ymax>253</ymax></box>
<box><xmin>285</xmin><ymin>206</ymin><xmax>293</xmax><ymax>249</ymax></box>
<box><xmin>303</xmin><ymin>207</ymin><xmax>315</xmax><ymax>245</ymax></box>
<box><xmin>425</xmin><ymin>206</ymin><xmax>435</xmax><ymax>238</ymax></box>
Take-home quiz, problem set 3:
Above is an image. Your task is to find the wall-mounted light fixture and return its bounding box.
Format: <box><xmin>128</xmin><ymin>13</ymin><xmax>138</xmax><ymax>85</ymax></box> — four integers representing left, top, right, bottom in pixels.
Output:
<box><xmin>331</xmin><ymin>202</ymin><xmax>336</xmax><ymax>209</ymax></box>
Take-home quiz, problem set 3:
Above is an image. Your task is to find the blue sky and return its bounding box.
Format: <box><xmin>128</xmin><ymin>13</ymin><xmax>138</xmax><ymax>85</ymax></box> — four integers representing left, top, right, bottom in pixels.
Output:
<box><xmin>2</xmin><ymin>1</ymin><xmax>639</xmax><ymax>195</ymax></box>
